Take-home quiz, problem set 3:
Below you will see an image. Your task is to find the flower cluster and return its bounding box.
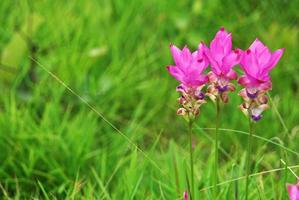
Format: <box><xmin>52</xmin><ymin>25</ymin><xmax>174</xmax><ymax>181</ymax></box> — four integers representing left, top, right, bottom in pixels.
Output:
<box><xmin>166</xmin><ymin>27</ymin><xmax>284</xmax><ymax>121</ymax></box>
<box><xmin>238</xmin><ymin>39</ymin><xmax>284</xmax><ymax>121</ymax></box>
<box><xmin>167</xmin><ymin>44</ymin><xmax>208</xmax><ymax>119</ymax></box>
<box><xmin>202</xmin><ymin>28</ymin><xmax>241</xmax><ymax>103</ymax></box>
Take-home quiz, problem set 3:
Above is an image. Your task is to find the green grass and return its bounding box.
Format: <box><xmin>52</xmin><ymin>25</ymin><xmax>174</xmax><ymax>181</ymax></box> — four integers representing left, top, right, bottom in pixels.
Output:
<box><xmin>0</xmin><ymin>0</ymin><xmax>299</xmax><ymax>199</ymax></box>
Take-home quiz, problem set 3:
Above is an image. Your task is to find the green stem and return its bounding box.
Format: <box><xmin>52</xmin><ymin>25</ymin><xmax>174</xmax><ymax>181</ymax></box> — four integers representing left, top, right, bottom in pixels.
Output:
<box><xmin>245</xmin><ymin>118</ymin><xmax>253</xmax><ymax>200</ymax></box>
<box><xmin>189</xmin><ymin>119</ymin><xmax>194</xmax><ymax>200</ymax></box>
<box><xmin>282</xmin><ymin>124</ymin><xmax>289</xmax><ymax>200</ymax></box>
<box><xmin>213</xmin><ymin>98</ymin><xmax>220</xmax><ymax>199</ymax></box>
<box><xmin>283</xmin><ymin>152</ymin><xmax>288</xmax><ymax>200</ymax></box>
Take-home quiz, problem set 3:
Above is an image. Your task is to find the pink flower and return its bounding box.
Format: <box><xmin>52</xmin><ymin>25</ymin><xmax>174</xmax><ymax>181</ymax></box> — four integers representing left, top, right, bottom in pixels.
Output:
<box><xmin>238</xmin><ymin>39</ymin><xmax>284</xmax><ymax>91</ymax></box>
<box><xmin>202</xmin><ymin>27</ymin><xmax>241</xmax><ymax>81</ymax></box>
<box><xmin>166</xmin><ymin>44</ymin><xmax>208</xmax><ymax>118</ymax></box>
<box><xmin>237</xmin><ymin>39</ymin><xmax>284</xmax><ymax>121</ymax></box>
<box><xmin>201</xmin><ymin>27</ymin><xmax>241</xmax><ymax>103</ymax></box>
<box><xmin>183</xmin><ymin>190</ymin><xmax>189</xmax><ymax>200</ymax></box>
<box><xmin>167</xmin><ymin>44</ymin><xmax>209</xmax><ymax>87</ymax></box>
<box><xmin>287</xmin><ymin>181</ymin><xmax>299</xmax><ymax>200</ymax></box>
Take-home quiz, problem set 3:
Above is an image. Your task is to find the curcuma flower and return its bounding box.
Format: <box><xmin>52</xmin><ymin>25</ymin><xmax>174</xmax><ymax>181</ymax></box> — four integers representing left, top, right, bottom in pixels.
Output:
<box><xmin>202</xmin><ymin>27</ymin><xmax>241</xmax><ymax>103</ymax></box>
<box><xmin>287</xmin><ymin>181</ymin><xmax>299</xmax><ymax>200</ymax></box>
<box><xmin>238</xmin><ymin>39</ymin><xmax>284</xmax><ymax>121</ymax></box>
<box><xmin>166</xmin><ymin>44</ymin><xmax>209</xmax><ymax>119</ymax></box>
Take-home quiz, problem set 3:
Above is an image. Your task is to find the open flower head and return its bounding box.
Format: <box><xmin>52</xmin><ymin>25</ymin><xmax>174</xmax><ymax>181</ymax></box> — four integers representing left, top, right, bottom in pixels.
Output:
<box><xmin>167</xmin><ymin>44</ymin><xmax>209</xmax><ymax>88</ymax></box>
<box><xmin>238</xmin><ymin>39</ymin><xmax>284</xmax><ymax>91</ymax></box>
<box><xmin>202</xmin><ymin>27</ymin><xmax>241</xmax><ymax>103</ymax></box>
<box><xmin>166</xmin><ymin>44</ymin><xmax>208</xmax><ymax>119</ymax></box>
<box><xmin>238</xmin><ymin>39</ymin><xmax>284</xmax><ymax>121</ymax></box>
<box><xmin>287</xmin><ymin>180</ymin><xmax>299</xmax><ymax>200</ymax></box>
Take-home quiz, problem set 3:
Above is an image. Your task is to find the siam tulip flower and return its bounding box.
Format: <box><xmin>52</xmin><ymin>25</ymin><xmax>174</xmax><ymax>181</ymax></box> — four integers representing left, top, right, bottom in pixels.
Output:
<box><xmin>287</xmin><ymin>180</ymin><xmax>299</xmax><ymax>200</ymax></box>
<box><xmin>202</xmin><ymin>27</ymin><xmax>242</xmax><ymax>103</ymax></box>
<box><xmin>238</xmin><ymin>39</ymin><xmax>284</xmax><ymax>121</ymax></box>
<box><xmin>166</xmin><ymin>44</ymin><xmax>209</xmax><ymax>119</ymax></box>
<box><xmin>239</xmin><ymin>40</ymin><xmax>284</xmax><ymax>200</ymax></box>
<box><xmin>200</xmin><ymin>27</ymin><xmax>241</xmax><ymax>197</ymax></box>
<box><xmin>183</xmin><ymin>190</ymin><xmax>189</xmax><ymax>200</ymax></box>
<box><xmin>166</xmin><ymin>44</ymin><xmax>209</xmax><ymax>199</ymax></box>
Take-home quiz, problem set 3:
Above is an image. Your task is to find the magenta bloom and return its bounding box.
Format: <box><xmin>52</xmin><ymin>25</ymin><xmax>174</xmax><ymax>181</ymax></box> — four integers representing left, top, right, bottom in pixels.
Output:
<box><xmin>166</xmin><ymin>44</ymin><xmax>208</xmax><ymax>118</ymax></box>
<box><xmin>202</xmin><ymin>27</ymin><xmax>241</xmax><ymax>81</ymax></box>
<box><xmin>201</xmin><ymin>27</ymin><xmax>241</xmax><ymax>103</ymax></box>
<box><xmin>238</xmin><ymin>39</ymin><xmax>284</xmax><ymax>91</ymax></box>
<box><xmin>287</xmin><ymin>181</ymin><xmax>299</xmax><ymax>200</ymax></box>
<box><xmin>237</xmin><ymin>39</ymin><xmax>284</xmax><ymax>121</ymax></box>
<box><xmin>167</xmin><ymin>44</ymin><xmax>209</xmax><ymax>87</ymax></box>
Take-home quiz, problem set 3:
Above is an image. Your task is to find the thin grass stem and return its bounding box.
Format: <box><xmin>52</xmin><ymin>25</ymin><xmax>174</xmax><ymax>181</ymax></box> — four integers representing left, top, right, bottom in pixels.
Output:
<box><xmin>199</xmin><ymin>165</ymin><xmax>299</xmax><ymax>192</ymax></box>
<box><xmin>281</xmin><ymin>159</ymin><xmax>299</xmax><ymax>179</ymax></box>
<box><xmin>196</xmin><ymin>127</ymin><xmax>299</xmax><ymax>157</ymax></box>
<box><xmin>30</xmin><ymin>56</ymin><xmax>166</xmax><ymax>175</ymax></box>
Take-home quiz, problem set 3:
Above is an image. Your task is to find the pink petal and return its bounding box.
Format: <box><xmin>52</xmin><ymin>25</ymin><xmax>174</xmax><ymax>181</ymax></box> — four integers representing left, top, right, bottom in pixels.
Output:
<box><xmin>192</xmin><ymin>45</ymin><xmax>209</xmax><ymax>72</ymax></box>
<box><xmin>181</xmin><ymin>46</ymin><xmax>192</xmax><ymax>64</ymax></box>
<box><xmin>197</xmin><ymin>43</ymin><xmax>210</xmax><ymax>70</ymax></box>
<box><xmin>198</xmin><ymin>42</ymin><xmax>205</xmax><ymax>54</ymax></box>
<box><xmin>166</xmin><ymin>66</ymin><xmax>183</xmax><ymax>82</ymax></box>
<box><xmin>258</xmin><ymin>81</ymin><xmax>272</xmax><ymax>91</ymax></box>
<box><xmin>249</xmin><ymin>39</ymin><xmax>267</xmax><ymax>55</ymax></box>
<box><xmin>238</xmin><ymin>75</ymin><xmax>256</xmax><ymax>88</ymax></box>
<box><xmin>216</xmin><ymin>28</ymin><xmax>231</xmax><ymax>44</ymax></box>
<box><xmin>201</xmin><ymin>42</ymin><xmax>221</xmax><ymax>75</ymax></box>
<box><xmin>213</xmin><ymin>28</ymin><xmax>232</xmax><ymax>55</ymax></box>
<box><xmin>257</xmin><ymin>46</ymin><xmax>272</xmax><ymax>67</ymax></box>
<box><xmin>210</xmin><ymin>29</ymin><xmax>231</xmax><ymax>61</ymax></box>
<box><xmin>238</xmin><ymin>75</ymin><xmax>272</xmax><ymax>91</ymax></box>
<box><xmin>192</xmin><ymin>50</ymin><xmax>198</xmax><ymax>59</ymax></box>
<box><xmin>189</xmin><ymin>60</ymin><xmax>208</xmax><ymax>76</ymax></box>
<box><xmin>210</xmin><ymin>39</ymin><xmax>223</xmax><ymax>62</ymax></box>
<box><xmin>265</xmin><ymin>48</ymin><xmax>284</xmax><ymax>71</ymax></box>
<box><xmin>170</xmin><ymin>45</ymin><xmax>194</xmax><ymax>72</ymax></box>
<box><xmin>222</xmin><ymin>33</ymin><xmax>232</xmax><ymax>55</ymax></box>
<box><xmin>240</xmin><ymin>49</ymin><xmax>259</xmax><ymax>78</ymax></box>
<box><xmin>195</xmin><ymin>75</ymin><xmax>209</xmax><ymax>85</ymax></box>
<box><xmin>225</xmin><ymin>69</ymin><xmax>238</xmax><ymax>80</ymax></box>
<box><xmin>170</xmin><ymin>44</ymin><xmax>183</xmax><ymax>67</ymax></box>
<box><xmin>183</xmin><ymin>68</ymin><xmax>208</xmax><ymax>86</ymax></box>
<box><xmin>222</xmin><ymin>50</ymin><xmax>241</xmax><ymax>73</ymax></box>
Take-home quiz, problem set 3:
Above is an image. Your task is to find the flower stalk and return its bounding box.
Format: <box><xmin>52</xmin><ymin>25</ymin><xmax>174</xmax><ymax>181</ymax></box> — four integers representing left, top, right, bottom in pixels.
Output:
<box><xmin>188</xmin><ymin>119</ymin><xmax>194</xmax><ymax>200</ymax></box>
<box><xmin>245</xmin><ymin>117</ymin><xmax>254</xmax><ymax>200</ymax></box>
<box><xmin>237</xmin><ymin>39</ymin><xmax>284</xmax><ymax>200</ymax></box>
<box><xmin>213</xmin><ymin>97</ymin><xmax>220</xmax><ymax>199</ymax></box>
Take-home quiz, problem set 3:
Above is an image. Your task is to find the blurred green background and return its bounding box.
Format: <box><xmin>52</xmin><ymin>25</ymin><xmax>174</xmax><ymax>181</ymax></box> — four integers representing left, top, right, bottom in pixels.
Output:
<box><xmin>0</xmin><ymin>0</ymin><xmax>298</xmax><ymax>199</ymax></box>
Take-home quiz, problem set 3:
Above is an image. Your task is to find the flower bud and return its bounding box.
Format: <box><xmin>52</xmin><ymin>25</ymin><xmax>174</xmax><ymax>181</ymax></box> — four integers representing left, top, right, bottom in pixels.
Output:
<box><xmin>258</xmin><ymin>95</ymin><xmax>268</xmax><ymax>104</ymax></box>
<box><xmin>178</xmin><ymin>96</ymin><xmax>186</xmax><ymax>105</ymax></box>
<box><xmin>177</xmin><ymin>108</ymin><xmax>186</xmax><ymax>116</ymax></box>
